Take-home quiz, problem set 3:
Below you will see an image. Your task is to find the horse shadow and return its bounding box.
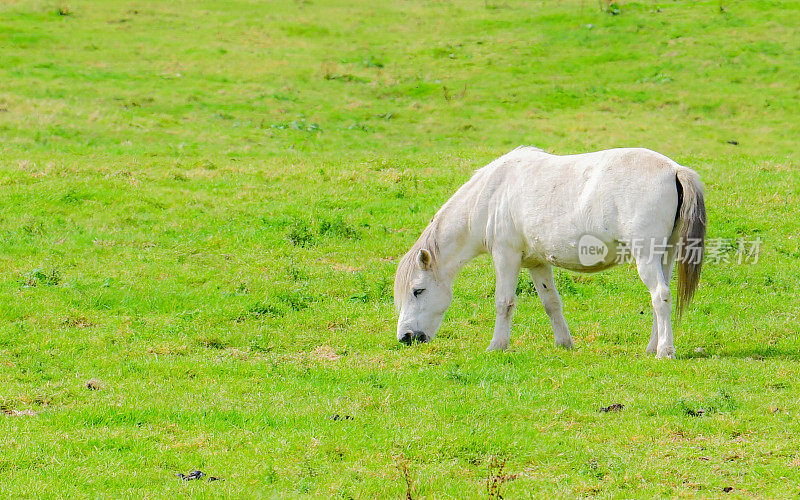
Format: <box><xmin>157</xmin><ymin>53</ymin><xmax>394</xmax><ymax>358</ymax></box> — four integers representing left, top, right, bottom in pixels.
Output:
<box><xmin>683</xmin><ymin>346</ymin><xmax>800</xmax><ymax>361</ymax></box>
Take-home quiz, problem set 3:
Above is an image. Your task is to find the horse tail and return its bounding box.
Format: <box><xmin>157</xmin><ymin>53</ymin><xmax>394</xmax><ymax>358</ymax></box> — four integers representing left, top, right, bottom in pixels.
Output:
<box><xmin>674</xmin><ymin>166</ymin><xmax>706</xmax><ymax>318</ymax></box>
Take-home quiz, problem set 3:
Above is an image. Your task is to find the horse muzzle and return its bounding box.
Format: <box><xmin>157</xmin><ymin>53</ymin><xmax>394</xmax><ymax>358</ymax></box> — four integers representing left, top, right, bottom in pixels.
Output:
<box><xmin>399</xmin><ymin>330</ymin><xmax>428</xmax><ymax>345</ymax></box>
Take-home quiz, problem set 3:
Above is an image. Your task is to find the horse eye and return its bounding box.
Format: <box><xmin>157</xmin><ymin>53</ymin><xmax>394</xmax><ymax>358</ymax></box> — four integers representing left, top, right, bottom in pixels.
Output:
<box><xmin>413</xmin><ymin>288</ymin><xmax>425</xmax><ymax>298</ymax></box>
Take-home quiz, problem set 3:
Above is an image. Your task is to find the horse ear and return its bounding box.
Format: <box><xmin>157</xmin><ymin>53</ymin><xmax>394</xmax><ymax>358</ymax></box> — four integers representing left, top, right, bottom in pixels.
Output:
<box><xmin>417</xmin><ymin>249</ymin><xmax>432</xmax><ymax>270</ymax></box>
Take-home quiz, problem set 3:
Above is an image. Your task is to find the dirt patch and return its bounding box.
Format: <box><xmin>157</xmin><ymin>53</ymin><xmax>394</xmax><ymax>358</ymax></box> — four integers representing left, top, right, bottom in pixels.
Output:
<box><xmin>177</xmin><ymin>470</ymin><xmax>222</xmax><ymax>482</ymax></box>
<box><xmin>86</xmin><ymin>378</ymin><xmax>105</xmax><ymax>390</ymax></box>
<box><xmin>63</xmin><ymin>316</ymin><xmax>95</xmax><ymax>328</ymax></box>
<box><xmin>311</xmin><ymin>345</ymin><xmax>341</xmax><ymax>362</ymax></box>
<box><xmin>2</xmin><ymin>408</ymin><xmax>37</xmax><ymax>417</ymax></box>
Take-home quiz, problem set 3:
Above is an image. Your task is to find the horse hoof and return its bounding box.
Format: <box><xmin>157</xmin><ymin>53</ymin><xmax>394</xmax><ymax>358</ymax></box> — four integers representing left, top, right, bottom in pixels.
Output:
<box><xmin>556</xmin><ymin>339</ymin><xmax>575</xmax><ymax>350</ymax></box>
<box><xmin>487</xmin><ymin>342</ymin><xmax>509</xmax><ymax>351</ymax></box>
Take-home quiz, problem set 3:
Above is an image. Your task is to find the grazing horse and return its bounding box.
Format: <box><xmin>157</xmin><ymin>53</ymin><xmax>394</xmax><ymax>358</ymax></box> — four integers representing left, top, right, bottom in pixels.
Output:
<box><xmin>394</xmin><ymin>147</ymin><xmax>706</xmax><ymax>359</ymax></box>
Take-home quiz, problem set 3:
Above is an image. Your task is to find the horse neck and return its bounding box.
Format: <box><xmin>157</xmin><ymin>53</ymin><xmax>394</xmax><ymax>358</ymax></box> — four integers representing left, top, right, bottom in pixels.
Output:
<box><xmin>431</xmin><ymin>200</ymin><xmax>483</xmax><ymax>284</ymax></box>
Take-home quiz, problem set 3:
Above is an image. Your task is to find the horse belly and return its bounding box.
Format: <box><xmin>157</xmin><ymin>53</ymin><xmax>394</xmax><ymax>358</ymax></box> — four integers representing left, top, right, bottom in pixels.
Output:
<box><xmin>521</xmin><ymin>225</ymin><xmax>623</xmax><ymax>273</ymax></box>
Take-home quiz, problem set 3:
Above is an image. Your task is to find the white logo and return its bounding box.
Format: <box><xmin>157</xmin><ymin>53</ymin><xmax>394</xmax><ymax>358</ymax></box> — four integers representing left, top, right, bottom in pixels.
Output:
<box><xmin>578</xmin><ymin>234</ymin><xmax>608</xmax><ymax>267</ymax></box>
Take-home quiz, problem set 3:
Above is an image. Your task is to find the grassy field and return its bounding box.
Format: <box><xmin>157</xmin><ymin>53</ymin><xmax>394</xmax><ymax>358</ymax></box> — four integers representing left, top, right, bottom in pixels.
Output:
<box><xmin>1</xmin><ymin>0</ymin><xmax>799</xmax><ymax>497</ymax></box>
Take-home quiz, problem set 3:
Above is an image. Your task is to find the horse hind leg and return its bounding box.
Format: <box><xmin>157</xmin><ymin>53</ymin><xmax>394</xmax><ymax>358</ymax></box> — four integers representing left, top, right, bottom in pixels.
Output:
<box><xmin>636</xmin><ymin>248</ymin><xmax>675</xmax><ymax>359</ymax></box>
<box><xmin>646</xmin><ymin>316</ymin><xmax>658</xmax><ymax>354</ymax></box>
<box><xmin>529</xmin><ymin>265</ymin><xmax>574</xmax><ymax>349</ymax></box>
<box><xmin>646</xmin><ymin>243</ymin><xmax>677</xmax><ymax>354</ymax></box>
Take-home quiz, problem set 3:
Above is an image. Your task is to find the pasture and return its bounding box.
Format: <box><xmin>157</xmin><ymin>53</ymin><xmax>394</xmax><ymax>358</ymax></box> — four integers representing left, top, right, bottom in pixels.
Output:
<box><xmin>1</xmin><ymin>0</ymin><xmax>799</xmax><ymax>497</ymax></box>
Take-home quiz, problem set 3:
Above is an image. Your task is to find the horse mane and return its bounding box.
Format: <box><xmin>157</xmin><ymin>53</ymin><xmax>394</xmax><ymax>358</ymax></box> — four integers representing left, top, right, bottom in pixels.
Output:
<box><xmin>393</xmin><ymin>215</ymin><xmax>442</xmax><ymax>311</ymax></box>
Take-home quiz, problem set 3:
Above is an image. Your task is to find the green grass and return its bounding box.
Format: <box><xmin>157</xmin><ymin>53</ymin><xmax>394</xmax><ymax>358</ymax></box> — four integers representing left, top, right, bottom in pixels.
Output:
<box><xmin>1</xmin><ymin>0</ymin><xmax>799</xmax><ymax>497</ymax></box>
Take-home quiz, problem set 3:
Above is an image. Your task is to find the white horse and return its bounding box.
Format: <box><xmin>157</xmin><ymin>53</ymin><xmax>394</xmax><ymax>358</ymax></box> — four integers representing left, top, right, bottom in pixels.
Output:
<box><xmin>394</xmin><ymin>147</ymin><xmax>706</xmax><ymax>359</ymax></box>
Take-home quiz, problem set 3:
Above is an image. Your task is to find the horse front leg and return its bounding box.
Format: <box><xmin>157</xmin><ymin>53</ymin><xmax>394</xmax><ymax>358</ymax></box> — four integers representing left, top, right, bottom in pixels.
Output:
<box><xmin>487</xmin><ymin>247</ymin><xmax>521</xmax><ymax>351</ymax></box>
